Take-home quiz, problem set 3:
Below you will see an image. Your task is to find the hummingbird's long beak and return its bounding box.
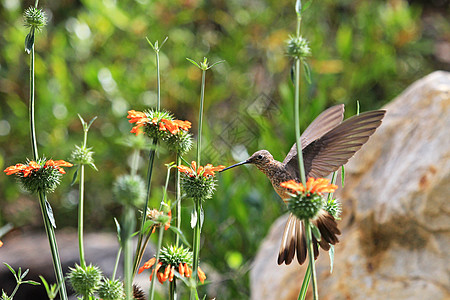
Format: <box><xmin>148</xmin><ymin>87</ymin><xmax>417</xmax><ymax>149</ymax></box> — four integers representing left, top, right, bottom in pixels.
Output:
<box><xmin>220</xmin><ymin>160</ymin><xmax>250</xmax><ymax>172</ymax></box>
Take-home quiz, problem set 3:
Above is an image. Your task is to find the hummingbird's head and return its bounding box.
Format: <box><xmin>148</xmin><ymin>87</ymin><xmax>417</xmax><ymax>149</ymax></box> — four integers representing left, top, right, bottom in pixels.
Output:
<box><xmin>220</xmin><ymin>150</ymin><xmax>273</xmax><ymax>172</ymax></box>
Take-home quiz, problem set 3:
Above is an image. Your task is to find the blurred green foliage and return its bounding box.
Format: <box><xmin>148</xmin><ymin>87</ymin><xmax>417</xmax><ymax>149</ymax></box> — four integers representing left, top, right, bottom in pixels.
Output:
<box><xmin>0</xmin><ymin>0</ymin><xmax>447</xmax><ymax>298</ymax></box>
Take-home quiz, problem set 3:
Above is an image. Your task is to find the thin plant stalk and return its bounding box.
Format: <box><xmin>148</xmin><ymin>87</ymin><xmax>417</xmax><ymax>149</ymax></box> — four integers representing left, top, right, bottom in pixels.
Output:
<box><xmin>149</xmin><ymin>226</ymin><xmax>165</xmax><ymax>300</ymax></box>
<box><xmin>133</xmin><ymin>139</ymin><xmax>157</xmax><ymax>277</ymax></box>
<box><xmin>297</xmin><ymin>263</ymin><xmax>311</xmax><ymax>300</ymax></box>
<box><xmin>197</xmin><ymin>69</ymin><xmax>206</xmax><ymax>166</ymax></box>
<box><xmin>293</xmin><ymin>5</ymin><xmax>318</xmax><ymax>300</ymax></box>
<box><xmin>305</xmin><ymin>220</ymin><xmax>319</xmax><ymax>300</ymax></box>
<box><xmin>78</xmin><ymin>163</ymin><xmax>86</xmax><ymax>268</ymax></box>
<box><xmin>38</xmin><ymin>192</ymin><xmax>68</xmax><ymax>300</ymax></box>
<box><xmin>123</xmin><ymin>206</ymin><xmax>135</xmax><ymax>300</ymax></box>
<box><xmin>29</xmin><ymin>34</ymin><xmax>38</xmax><ymax>160</ymax></box>
<box><xmin>112</xmin><ymin>247</ymin><xmax>122</xmax><ymax>280</ymax></box>
<box><xmin>190</xmin><ymin>200</ymin><xmax>202</xmax><ymax>299</ymax></box>
<box><xmin>27</xmin><ymin>2</ymin><xmax>67</xmax><ymax>297</ymax></box>
<box><xmin>175</xmin><ymin>153</ymin><xmax>182</xmax><ymax>246</ymax></box>
<box><xmin>169</xmin><ymin>279</ymin><xmax>177</xmax><ymax>300</ymax></box>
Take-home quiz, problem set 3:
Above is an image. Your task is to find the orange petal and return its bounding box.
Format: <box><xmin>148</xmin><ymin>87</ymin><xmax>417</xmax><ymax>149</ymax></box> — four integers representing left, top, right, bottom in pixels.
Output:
<box><xmin>280</xmin><ymin>180</ymin><xmax>305</xmax><ymax>192</ymax></box>
<box><xmin>157</xmin><ymin>271</ymin><xmax>165</xmax><ymax>284</ymax></box>
<box><xmin>190</xmin><ymin>161</ymin><xmax>197</xmax><ymax>172</ymax></box>
<box><xmin>0</xmin><ymin>240</ymin><xmax>3</xmax><ymax>247</ymax></box>
<box><xmin>197</xmin><ymin>267</ymin><xmax>206</xmax><ymax>284</ymax></box>
<box><xmin>169</xmin><ymin>266</ymin><xmax>175</xmax><ymax>282</ymax></box>
<box><xmin>179</xmin><ymin>263</ymin><xmax>184</xmax><ymax>275</ymax></box>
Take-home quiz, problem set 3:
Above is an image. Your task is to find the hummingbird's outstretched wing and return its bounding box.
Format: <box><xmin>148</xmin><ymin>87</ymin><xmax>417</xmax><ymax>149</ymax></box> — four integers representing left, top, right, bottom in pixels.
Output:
<box><xmin>283</xmin><ymin>104</ymin><xmax>345</xmax><ymax>165</ymax></box>
<box><xmin>284</xmin><ymin>110</ymin><xmax>386</xmax><ymax>179</ymax></box>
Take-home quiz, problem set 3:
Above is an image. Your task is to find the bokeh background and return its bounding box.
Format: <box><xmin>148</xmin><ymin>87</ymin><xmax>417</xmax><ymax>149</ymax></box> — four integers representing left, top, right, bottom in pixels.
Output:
<box><xmin>0</xmin><ymin>0</ymin><xmax>449</xmax><ymax>298</ymax></box>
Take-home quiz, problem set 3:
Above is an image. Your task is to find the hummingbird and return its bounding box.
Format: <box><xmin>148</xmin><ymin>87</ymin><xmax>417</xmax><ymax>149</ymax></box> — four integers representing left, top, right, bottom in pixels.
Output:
<box><xmin>221</xmin><ymin>105</ymin><xmax>385</xmax><ymax>265</ymax></box>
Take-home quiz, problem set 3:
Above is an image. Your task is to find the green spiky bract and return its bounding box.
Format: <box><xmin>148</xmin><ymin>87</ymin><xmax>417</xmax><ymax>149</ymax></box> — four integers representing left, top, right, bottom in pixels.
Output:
<box><xmin>97</xmin><ymin>278</ymin><xmax>125</xmax><ymax>300</ymax></box>
<box><xmin>142</xmin><ymin>109</ymin><xmax>174</xmax><ymax>140</ymax></box>
<box><xmin>71</xmin><ymin>145</ymin><xmax>96</xmax><ymax>168</ymax></box>
<box><xmin>159</xmin><ymin>245</ymin><xmax>193</xmax><ymax>268</ymax></box>
<box><xmin>23</xmin><ymin>7</ymin><xmax>47</xmax><ymax>31</ymax></box>
<box><xmin>325</xmin><ymin>197</ymin><xmax>342</xmax><ymax>220</ymax></box>
<box><xmin>113</xmin><ymin>174</ymin><xmax>146</xmax><ymax>207</ymax></box>
<box><xmin>287</xmin><ymin>193</ymin><xmax>324</xmax><ymax>221</ymax></box>
<box><xmin>18</xmin><ymin>158</ymin><xmax>63</xmax><ymax>194</ymax></box>
<box><xmin>68</xmin><ymin>264</ymin><xmax>102</xmax><ymax>298</ymax></box>
<box><xmin>286</xmin><ymin>35</ymin><xmax>311</xmax><ymax>59</ymax></box>
<box><xmin>167</xmin><ymin>130</ymin><xmax>193</xmax><ymax>155</ymax></box>
<box><xmin>180</xmin><ymin>174</ymin><xmax>216</xmax><ymax>201</ymax></box>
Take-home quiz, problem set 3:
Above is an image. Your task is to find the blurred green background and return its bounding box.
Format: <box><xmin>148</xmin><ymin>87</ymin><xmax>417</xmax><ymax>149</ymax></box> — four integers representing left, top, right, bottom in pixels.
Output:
<box><xmin>0</xmin><ymin>0</ymin><xmax>448</xmax><ymax>298</ymax></box>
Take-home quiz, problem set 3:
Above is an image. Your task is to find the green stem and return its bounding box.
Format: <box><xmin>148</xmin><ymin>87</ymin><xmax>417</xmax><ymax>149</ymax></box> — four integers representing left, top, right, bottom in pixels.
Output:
<box><xmin>297</xmin><ymin>263</ymin><xmax>311</xmax><ymax>300</ymax></box>
<box><xmin>294</xmin><ymin>15</ymin><xmax>306</xmax><ymax>187</ymax></box>
<box><xmin>133</xmin><ymin>138</ymin><xmax>158</xmax><ymax>277</ymax></box>
<box><xmin>156</xmin><ymin>50</ymin><xmax>161</xmax><ymax>111</ymax></box>
<box><xmin>149</xmin><ymin>226</ymin><xmax>165</xmax><ymax>300</ymax></box>
<box><xmin>112</xmin><ymin>247</ymin><xmax>122</xmax><ymax>280</ymax></box>
<box><xmin>169</xmin><ymin>279</ymin><xmax>177</xmax><ymax>300</ymax></box>
<box><xmin>197</xmin><ymin>69</ymin><xmax>206</xmax><ymax>166</ymax></box>
<box><xmin>124</xmin><ymin>206</ymin><xmax>135</xmax><ymax>300</ymax></box>
<box><xmin>175</xmin><ymin>154</ymin><xmax>182</xmax><ymax>246</ymax></box>
<box><xmin>190</xmin><ymin>199</ymin><xmax>202</xmax><ymax>299</ymax></box>
<box><xmin>78</xmin><ymin>164</ymin><xmax>86</xmax><ymax>268</ymax></box>
<box><xmin>29</xmin><ymin>34</ymin><xmax>38</xmax><ymax>161</ymax></box>
<box><xmin>305</xmin><ymin>220</ymin><xmax>318</xmax><ymax>300</ymax></box>
<box><xmin>38</xmin><ymin>192</ymin><xmax>68</xmax><ymax>300</ymax></box>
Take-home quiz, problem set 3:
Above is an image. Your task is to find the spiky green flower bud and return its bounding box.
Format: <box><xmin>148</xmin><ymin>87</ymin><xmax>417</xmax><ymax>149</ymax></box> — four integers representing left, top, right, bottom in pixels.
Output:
<box><xmin>325</xmin><ymin>197</ymin><xmax>342</xmax><ymax>220</ymax></box>
<box><xmin>166</xmin><ymin>130</ymin><xmax>193</xmax><ymax>155</ymax></box>
<box><xmin>286</xmin><ymin>35</ymin><xmax>311</xmax><ymax>59</ymax></box>
<box><xmin>97</xmin><ymin>278</ymin><xmax>125</xmax><ymax>300</ymax></box>
<box><xmin>71</xmin><ymin>145</ymin><xmax>96</xmax><ymax>169</ymax></box>
<box><xmin>68</xmin><ymin>264</ymin><xmax>102</xmax><ymax>297</ymax></box>
<box><xmin>24</xmin><ymin>7</ymin><xmax>47</xmax><ymax>31</ymax></box>
<box><xmin>4</xmin><ymin>158</ymin><xmax>73</xmax><ymax>194</ymax></box>
<box><xmin>287</xmin><ymin>194</ymin><xmax>324</xmax><ymax>221</ymax></box>
<box><xmin>181</xmin><ymin>175</ymin><xmax>216</xmax><ymax>201</ymax></box>
<box><xmin>113</xmin><ymin>174</ymin><xmax>146</xmax><ymax>207</ymax></box>
<box><xmin>159</xmin><ymin>245</ymin><xmax>193</xmax><ymax>267</ymax></box>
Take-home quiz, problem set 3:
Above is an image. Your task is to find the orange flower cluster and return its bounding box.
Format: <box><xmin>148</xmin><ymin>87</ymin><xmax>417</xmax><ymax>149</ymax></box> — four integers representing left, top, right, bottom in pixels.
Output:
<box><xmin>147</xmin><ymin>209</ymin><xmax>171</xmax><ymax>232</ymax></box>
<box><xmin>281</xmin><ymin>178</ymin><xmax>338</xmax><ymax>195</ymax></box>
<box><xmin>177</xmin><ymin>161</ymin><xmax>225</xmax><ymax>178</ymax></box>
<box><xmin>4</xmin><ymin>160</ymin><xmax>73</xmax><ymax>177</ymax></box>
<box><xmin>138</xmin><ymin>258</ymin><xmax>206</xmax><ymax>284</ymax></box>
<box><xmin>127</xmin><ymin>110</ymin><xmax>191</xmax><ymax>136</ymax></box>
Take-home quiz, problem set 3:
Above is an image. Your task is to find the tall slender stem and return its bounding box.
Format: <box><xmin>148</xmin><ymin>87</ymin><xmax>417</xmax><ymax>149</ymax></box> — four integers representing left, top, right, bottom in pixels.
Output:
<box><xmin>297</xmin><ymin>263</ymin><xmax>311</xmax><ymax>300</ymax></box>
<box><xmin>169</xmin><ymin>279</ymin><xmax>177</xmax><ymax>300</ymax></box>
<box><xmin>149</xmin><ymin>226</ymin><xmax>165</xmax><ymax>300</ymax></box>
<box><xmin>197</xmin><ymin>69</ymin><xmax>206</xmax><ymax>166</ymax></box>
<box><xmin>175</xmin><ymin>154</ymin><xmax>182</xmax><ymax>246</ymax></box>
<box><xmin>156</xmin><ymin>51</ymin><xmax>161</xmax><ymax>111</ymax></box>
<box><xmin>294</xmin><ymin>16</ymin><xmax>306</xmax><ymax>187</ymax></box>
<box><xmin>305</xmin><ymin>220</ymin><xmax>318</xmax><ymax>300</ymax></box>
<box><xmin>78</xmin><ymin>164</ymin><xmax>86</xmax><ymax>268</ymax></box>
<box><xmin>112</xmin><ymin>247</ymin><xmax>122</xmax><ymax>280</ymax></box>
<box><xmin>123</xmin><ymin>206</ymin><xmax>135</xmax><ymax>300</ymax></box>
<box><xmin>190</xmin><ymin>199</ymin><xmax>202</xmax><ymax>299</ymax></box>
<box><xmin>38</xmin><ymin>192</ymin><xmax>68</xmax><ymax>300</ymax></box>
<box><xmin>29</xmin><ymin>38</ymin><xmax>38</xmax><ymax>161</ymax></box>
<box><xmin>133</xmin><ymin>139</ymin><xmax>157</xmax><ymax>277</ymax></box>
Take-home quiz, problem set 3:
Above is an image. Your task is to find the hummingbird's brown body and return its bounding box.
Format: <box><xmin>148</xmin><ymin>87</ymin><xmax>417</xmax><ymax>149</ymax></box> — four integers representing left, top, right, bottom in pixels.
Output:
<box><xmin>221</xmin><ymin>105</ymin><xmax>386</xmax><ymax>265</ymax></box>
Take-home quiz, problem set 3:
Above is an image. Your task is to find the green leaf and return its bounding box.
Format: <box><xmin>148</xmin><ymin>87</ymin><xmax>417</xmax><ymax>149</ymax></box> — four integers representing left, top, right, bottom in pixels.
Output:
<box><xmin>86</xmin><ymin>116</ymin><xmax>98</xmax><ymax>130</ymax></box>
<box><xmin>71</xmin><ymin>166</ymin><xmax>79</xmax><ymax>186</ymax></box>
<box><xmin>190</xmin><ymin>208</ymin><xmax>197</xmax><ymax>228</ymax></box>
<box><xmin>89</xmin><ymin>163</ymin><xmax>98</xmax><ymax>171</ymax></box>
<box><xmin>311</xmin><ymin>224</ymin><xmax>321</xmax><ymax>241</ymax></box>
<box><xmin>168</xmin><ymin>226</ymin><xmax>191</xmax><ymax>248</ymax></box>
<box><xmin>114</xmin><ymin>217</ymin><xmax>121</xmax><ymax>244</ymax></box>
<box><xmin>199</xmin><ymin>206</ymin><xmax>204</xmax><ymax>229</ymax></box>
<box><xmin>22</xmin><ymin>280</ymin><xmax>40</xmax><ymax>286</ymax></box>
<box><xmin>207</xmin><ymin>60</ymin><xmax>225</xmax><ymax>70</ymax></box>
<box><xmin>341</xmin><ymin>165</ymin><xmax>345</xmax><ymax>187</ymax></box>
<box><xmin>45</xmin><ymin>200</ymin><xmax>57</xmax><ymax>228</ymax></box>
<box><xmin>356</xmin><ymin>100</ymin><xmax>360</xmax><ymax>115</ymax></box>
<box><xmin>329</xmin><ymin>244</ymin><xmax>335</xmax><ymax>273</ymax></box>
<box><xmin>39</xmin><ymin>275</ymin><xmax>50</xmax><ymax>291</ymax></box>
<box><xmin>302</xmin><ymin>60</ymin><xmax>312</xmax><ymax>84</ymax></box>
<box><xmin>186</xmin><ymin>58</ymin><xmax>201</xmax><ymax>69</ymax></box>
<box><xmin>77</xmin><ymin>114</ymin><xmax>86</xmax><ymax>127</ymax></box>
<box><xmin>25</xmin><ymin>29</ymin><xmax>35</xmax><ymax>54</ymax></box>
<box><xmin>20</xmin><ymin>268</ymin><xmax>29</xmax><ymax>280</ymax></box>
<box><xmin>160</xmin><ymin>36</ymin><xmax>169</xmax><ymax>49</ymax></box>
<box><xmin>3</xmin><ymin>263</ymin><xmax>16</xmax><ymax>277</ymax></box>
<box><xmin>295</xmin><ymin>0</ymin><xmax>302</xmax><ymax>15</ymax></box>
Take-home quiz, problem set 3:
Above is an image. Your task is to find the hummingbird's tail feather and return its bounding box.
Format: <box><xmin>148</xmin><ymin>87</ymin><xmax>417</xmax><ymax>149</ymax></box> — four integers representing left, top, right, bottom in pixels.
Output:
<box><xmin>278</xmin><ymin>210</ymin><xmax>340</xmax><ymax>265</ymax></box>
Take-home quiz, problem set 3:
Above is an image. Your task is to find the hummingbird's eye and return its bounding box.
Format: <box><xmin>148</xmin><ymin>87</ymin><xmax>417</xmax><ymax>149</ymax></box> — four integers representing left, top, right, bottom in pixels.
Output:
<box><xmin>257</xmin><ymin>155</ymin><xmax>263</xmax><ymax>160</ymax></box>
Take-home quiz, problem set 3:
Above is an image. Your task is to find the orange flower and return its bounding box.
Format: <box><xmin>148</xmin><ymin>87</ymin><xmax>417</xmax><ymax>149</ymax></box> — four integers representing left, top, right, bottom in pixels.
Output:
<box><xmin>45</xmin><ymin>160</ymin><xmax>73</xmax><ymax>174</ymax></box>
<box><xmin>281</xmin><ymin>178</ymin><xmax>338</xmax><ymax>195</ymax></box>
<box><xmin>127</xmin><ymin>110</ymin><xmax>150</xmax><ymax>135</ymax></box>
<box><xmin>138</xmin><ymin>257</ymin><xmax>156</xmax><ymax>274</ymax></box>
<box><xmin>177</xmin><ymin>161</ymin><xmax>226</xmax><ymax>178</ymax></box>
<box><xmin>0</xmin><ymin>240</ymin><xmax>3</xmax><ymax>248</ymax></box>
<box><xmin>164</xmin><ymin>210</ymin><xmax>172</xmax><ymax>230</ymax></box>
<box><xmin>197</xmin><ymin>267</ymin><xmax>206</xmax><ymax>284</ymax></box>
<box><xmin>159</xmin><ymin>118</ymin><xmax>191</xmax><ymax>135</ymax></box>
<box><xmin>172</xmin><ymin>120</ymin><xmax>191</xmax><ymax>131</ymax></box>
<box><xmin>4</xmin><ymin>160</ymin><xmax>72</xmax><ymax>177</ymax></box>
